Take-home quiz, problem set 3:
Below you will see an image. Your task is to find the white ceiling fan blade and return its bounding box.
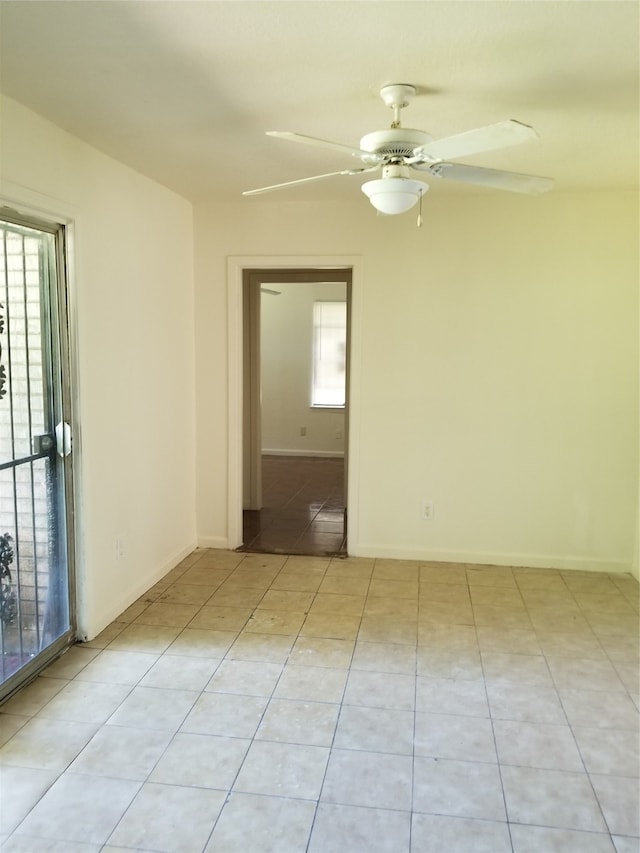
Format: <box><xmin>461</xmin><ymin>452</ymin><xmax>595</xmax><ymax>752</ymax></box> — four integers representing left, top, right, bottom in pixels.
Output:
<box><xmin>267</xmin><ymin>131</ymin><xmax>376</xmax><ymax>161</ymax></box>
<box><xmin>242</xmin><ymin>167</ymin><xmax>377</xmax><ymax>196</ymax></box>
<box><xmin>429</xmin><ymin>162</ymin><xmax>555</xmax><ymax>194</ymax></box>
<box><xmin>415</xmin><ymin>120</ymin><xmax>539</xmax><ymax>163</ymax></box>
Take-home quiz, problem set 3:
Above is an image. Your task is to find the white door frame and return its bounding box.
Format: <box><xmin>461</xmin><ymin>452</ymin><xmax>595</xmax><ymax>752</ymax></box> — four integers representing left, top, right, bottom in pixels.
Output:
<box><xmin>243</xmin><ymin>275</ymin><xmax>262</xmax><ymax>511</ymax></box>
<box><xmin>226</xmin><ymin>255</ymin><xmax>363</xmax><ymax>552</ymax></box>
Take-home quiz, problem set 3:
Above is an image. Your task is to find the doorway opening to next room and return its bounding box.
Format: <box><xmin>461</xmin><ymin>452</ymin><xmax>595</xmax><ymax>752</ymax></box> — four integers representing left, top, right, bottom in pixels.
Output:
<box><xmin>241</xmin><ymin>269</ymin><xmax>351</xmax><ymax>557</ymax></box>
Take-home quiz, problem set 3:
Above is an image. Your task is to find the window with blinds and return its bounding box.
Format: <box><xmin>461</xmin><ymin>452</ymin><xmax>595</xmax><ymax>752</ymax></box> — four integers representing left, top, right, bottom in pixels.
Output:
<box><xmin>311</xmin><ymin>301</ymin><xmax>346</xmax><ymax>408</ymax></box>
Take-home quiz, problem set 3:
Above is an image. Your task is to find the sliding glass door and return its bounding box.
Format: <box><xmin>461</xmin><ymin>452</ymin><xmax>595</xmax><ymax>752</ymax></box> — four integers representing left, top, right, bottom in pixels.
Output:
<box><xmin>0</xmin><ymin>213</ymin><xmax>75</xmax><ymax>701</ymax></box>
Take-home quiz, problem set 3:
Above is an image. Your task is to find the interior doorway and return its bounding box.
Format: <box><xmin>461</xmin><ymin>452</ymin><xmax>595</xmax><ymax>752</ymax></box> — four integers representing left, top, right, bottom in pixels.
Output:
<box><xmin>240</xmin><ymin>268</ymin><xmax>351</xmax><ymax>556</ymax></box>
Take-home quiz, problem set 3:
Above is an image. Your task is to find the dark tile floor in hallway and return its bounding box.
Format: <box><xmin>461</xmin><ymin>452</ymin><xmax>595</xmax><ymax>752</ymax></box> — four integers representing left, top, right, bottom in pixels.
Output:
<box><xmin>241</xmin><ymin>455</ymin><xmax>346</xmax><ymax>556</ymax></box>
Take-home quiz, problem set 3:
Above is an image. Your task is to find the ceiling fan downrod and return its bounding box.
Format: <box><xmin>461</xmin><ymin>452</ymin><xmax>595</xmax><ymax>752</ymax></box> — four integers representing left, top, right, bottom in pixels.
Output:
<box><xmin>380</xmin><ymin>83</ymin><xmax>417</xmax><ymax>128</ymax></box>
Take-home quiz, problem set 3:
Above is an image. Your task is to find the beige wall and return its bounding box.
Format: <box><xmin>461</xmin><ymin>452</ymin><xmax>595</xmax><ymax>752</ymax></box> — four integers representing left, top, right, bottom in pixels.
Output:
<box><xmin>1</xmin><ymin>96</ymin><xmax>197</xmax><ymax>638</ymax></box>
<box><xmin>2</xmin><ymin>92</ymin><xmax>637</xmax><ymax>649</ymax></box>
<box><xmin>195</xmin><ymin>192</ymin><xmax>638</xmax><ymax>574</ymax></box>
<box><xmin>261</xmin><ymin>282</ymin><xmax>346</xmax><ymax>456</ymax></box>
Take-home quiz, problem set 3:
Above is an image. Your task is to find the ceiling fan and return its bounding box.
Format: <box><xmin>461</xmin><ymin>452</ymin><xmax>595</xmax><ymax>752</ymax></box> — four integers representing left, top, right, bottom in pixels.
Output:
<box><xmin>243</xmin><ymin>84</ymin><xmax>554</xmax><ymax>218</ymax></box>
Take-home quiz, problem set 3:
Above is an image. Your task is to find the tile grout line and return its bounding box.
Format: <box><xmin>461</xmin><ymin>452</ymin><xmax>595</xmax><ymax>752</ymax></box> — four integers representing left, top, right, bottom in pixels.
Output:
<box><xmin>469</xmin><ymin>569</ymin><xmax>515</xmax><ymax>852</ymax></box>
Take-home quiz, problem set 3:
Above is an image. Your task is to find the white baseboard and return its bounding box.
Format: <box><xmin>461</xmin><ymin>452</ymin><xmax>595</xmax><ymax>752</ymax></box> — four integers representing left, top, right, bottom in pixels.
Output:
<box><xmin>262</xmin><ymin>449</ymin><xmax>344</xmax><ymax>458</ymax></box>
<box><xmin>197</xmin><ymin>535</ymin><xmax>231</xmax><ymax>549</ymax></box>
<box><xmin>81</xmin><ymin>539</ymin><xmax>198</xmax><ymax>641</ymax></box>
<box><xmin>348</xmin><ymin>543</ymin><xmax>631</xmax><ymax>574</ymax></box>
<box><xmin>192</xmin><ymin>537</ymin><xmax>632</xmax><ymax>576</ymax></box>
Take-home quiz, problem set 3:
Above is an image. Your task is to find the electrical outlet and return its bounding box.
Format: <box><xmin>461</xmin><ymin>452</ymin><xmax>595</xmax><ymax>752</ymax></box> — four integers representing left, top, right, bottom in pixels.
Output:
<box><xmin>421</xmin><ymin>500</ymin><xmax>434</xmax><ymax>521</ymax></box>
<box><xmin>335</xmin><ymin>429</ymin><xmax>342</xmax><ymax>440</ymax></box>
<box><xmin>300</xmin><ymin>426</ymin><xmax>307</xmax><ymax>436</ymax></box>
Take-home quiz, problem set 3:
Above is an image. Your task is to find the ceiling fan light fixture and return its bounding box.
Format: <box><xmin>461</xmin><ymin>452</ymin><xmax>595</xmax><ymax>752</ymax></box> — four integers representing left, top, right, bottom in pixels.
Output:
<box><xmin>361</xmin><ymin>176</ymin><xmax>429</xmax><ymax>215</ymax></box>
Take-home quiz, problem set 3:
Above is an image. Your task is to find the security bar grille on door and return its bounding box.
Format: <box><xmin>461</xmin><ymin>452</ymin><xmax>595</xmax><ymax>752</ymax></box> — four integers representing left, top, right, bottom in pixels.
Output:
<box><xmin>0</xmin><ymin>217</ymin><xmax>73</xmax><ymax>694</ymax></box>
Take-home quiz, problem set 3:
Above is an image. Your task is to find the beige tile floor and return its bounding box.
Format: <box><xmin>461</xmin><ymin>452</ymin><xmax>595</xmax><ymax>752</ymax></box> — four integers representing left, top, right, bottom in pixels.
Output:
<box><xmin>0</xmin><ymin>550</ymin><xmax>638</xmax><ymax>853</ymax></box>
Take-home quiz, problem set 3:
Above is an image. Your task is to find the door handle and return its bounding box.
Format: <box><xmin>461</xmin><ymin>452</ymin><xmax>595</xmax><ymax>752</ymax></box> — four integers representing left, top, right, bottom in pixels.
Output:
<box><xmin>33</xmin><ymin>433</ymin><xmax>56</xmax><ymax>455</ymax></box>
<box><xmin>55</xmin><ymin>421</ymin><xmax>72</xmax><ymax>457</ymax></box>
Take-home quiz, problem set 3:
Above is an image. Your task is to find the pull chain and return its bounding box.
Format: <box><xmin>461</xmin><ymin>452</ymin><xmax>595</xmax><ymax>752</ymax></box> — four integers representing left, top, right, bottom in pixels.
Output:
<box><xmin>417</xmin><ymin>189</ymin><xmax>424</xmax><ymax>228</ymax></box>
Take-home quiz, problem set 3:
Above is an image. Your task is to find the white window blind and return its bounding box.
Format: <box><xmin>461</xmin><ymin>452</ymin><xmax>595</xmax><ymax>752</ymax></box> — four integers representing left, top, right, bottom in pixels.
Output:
<box><xmin>311</xmin><ymin>301</ymin><xmax>346</xmax><ymax>407</ymax></box>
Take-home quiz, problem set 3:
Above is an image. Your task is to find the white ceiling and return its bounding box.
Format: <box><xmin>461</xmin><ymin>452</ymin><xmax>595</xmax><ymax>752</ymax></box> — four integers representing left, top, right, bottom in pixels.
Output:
<box><xmin>1</xmin><ymin>1</ymin><xmax>638</xmax><ymax>204</ymax></box>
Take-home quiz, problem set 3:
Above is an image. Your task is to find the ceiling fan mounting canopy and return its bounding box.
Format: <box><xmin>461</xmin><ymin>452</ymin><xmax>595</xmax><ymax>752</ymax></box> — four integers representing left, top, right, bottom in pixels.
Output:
<box><xmin>243</xmin><ymin>83</ymin><xmax>555</xmax><ymax>210</ymax></box>
<box><xmin>379</xmin><ymin>83</ymin><xmax>417</xmax><ymax>111</ymax></box>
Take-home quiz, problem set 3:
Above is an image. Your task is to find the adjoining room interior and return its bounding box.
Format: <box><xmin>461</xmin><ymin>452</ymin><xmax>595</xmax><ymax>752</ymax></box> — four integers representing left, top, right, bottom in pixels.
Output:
<box><xmin>241</xmin><ymin>275</ymin><xmax>349</xmax><ymax>556</ymax></box>
<box><xmin>0</xmin><ymin>1</ymin><xmax>638</xmax><ymax>850</ymax></box>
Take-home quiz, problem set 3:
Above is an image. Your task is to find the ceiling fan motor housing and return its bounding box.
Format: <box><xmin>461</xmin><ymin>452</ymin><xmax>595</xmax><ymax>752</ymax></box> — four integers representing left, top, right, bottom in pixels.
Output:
<box><xmin>359</xmin><ymin>128</ymin><xmax>433</xmax><ymax>164</ymax></box>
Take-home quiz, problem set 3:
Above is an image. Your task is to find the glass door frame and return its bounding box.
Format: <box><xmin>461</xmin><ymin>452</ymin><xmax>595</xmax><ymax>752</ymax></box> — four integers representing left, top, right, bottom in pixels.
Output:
<box><xmin>0</xmin><ymin>207</ymin><xmax>77</xmax><ymax>703</ymax></box>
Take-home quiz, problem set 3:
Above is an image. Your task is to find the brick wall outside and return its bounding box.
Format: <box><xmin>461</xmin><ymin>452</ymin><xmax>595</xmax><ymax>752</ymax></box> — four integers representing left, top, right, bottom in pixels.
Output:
<box><xmin>1</xmin><ymin>229</ymin><xmax>52</xmax><ymax>663</ymax></box>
